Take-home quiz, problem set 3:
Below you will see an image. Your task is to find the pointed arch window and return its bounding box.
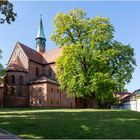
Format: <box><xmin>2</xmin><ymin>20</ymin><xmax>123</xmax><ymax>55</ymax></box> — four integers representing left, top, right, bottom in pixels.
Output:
<box><xmin>18</xmin><ymin>75</ymin><xmax>23</xmax><ymax>86</ymax></box>
<box><xmin>11</xmin><ymin>87</ymin><xmax>14</xmax><ymax>96</ymax></box>
<box><xmin>3</xmin><ymin>75</ymin><xmax>9</xmax><ymax>95</ymax></box>
<box><xmin>51</xmin><ymin>100</ymin><xmax>53</xmax><ymax>105</ymax></box>
<box><xmin>4</xmin><ymin>75</ymin><xmax>9</xmax><ymax>84</ymax></box>
<box><xmin>11</xmin><ymin>75</ymin><xmax>15</xmax><ymax>85</ymax></box>
<box><xmin>18</xmin><ymin>75</ymin><xmax>23</xmax><ymax>96</ymax></box>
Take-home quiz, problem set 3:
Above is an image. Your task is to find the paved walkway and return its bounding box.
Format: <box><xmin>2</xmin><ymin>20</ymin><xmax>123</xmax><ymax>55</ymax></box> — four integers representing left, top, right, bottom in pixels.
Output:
<box><xmin>0</xmin><ymin>129</ymin><xmax>20</xmax><ymax>139</ymax></box>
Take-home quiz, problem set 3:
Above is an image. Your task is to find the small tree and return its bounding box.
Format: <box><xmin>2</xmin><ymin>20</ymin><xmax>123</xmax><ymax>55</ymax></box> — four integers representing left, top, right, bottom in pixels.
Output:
<box><xmin>51</xmin><ymin>9</ymin><xmax>136</xmax><ymax>107</ymax></box>
<box><xmin>0</xmin><ymin>0</ymin><xmax>16</xmax><ymax>24</ymax></box>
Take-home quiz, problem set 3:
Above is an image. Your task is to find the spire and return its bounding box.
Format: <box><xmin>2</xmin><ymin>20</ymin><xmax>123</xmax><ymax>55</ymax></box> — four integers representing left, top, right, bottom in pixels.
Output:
<box><xmin>36</xmin><ymin>15</ymin><xmax>46</xmax><ymax>40</ymax></box>
<box><xmin>36</xmin><ymin>15</ymin><xmax>46</xmax><ymax>54</ymax></box>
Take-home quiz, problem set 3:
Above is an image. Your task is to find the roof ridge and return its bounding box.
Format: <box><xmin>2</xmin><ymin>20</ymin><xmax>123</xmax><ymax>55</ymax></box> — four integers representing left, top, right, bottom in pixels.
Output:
<box><xmin>18</xmin><ymin>42</ymin><xmax>41</xmax><ymax>54</ymax></box>
<box><xmin>18</xmin><ymin>42</ymin><xmax>44</xmax><ymax>64</ymax></box>
<box><xmin>17</xmin><ymin>42</ymin><xmax>62</xmax><ymax>64</ymax></box>
<box><xmin>44</xmin><ymin>47</ymin><xmax>62</xmax><ymax>54</ymax></box>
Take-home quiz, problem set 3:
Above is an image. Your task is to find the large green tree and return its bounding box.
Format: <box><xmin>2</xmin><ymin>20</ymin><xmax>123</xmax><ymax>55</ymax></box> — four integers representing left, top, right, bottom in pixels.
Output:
<box><xmin>0</xmin><ymin>0</ymin><xmax>16</xmax><ymax>24</ymax></box>
<box><xmin>0</xmin><ymin>0</ymin><xmax>14</xmax><ymax>83</ymax></box>
<box><xmin>51</xmin><ymin>9</ymin><xmax>136</xmax><ymax>107</ymax></box>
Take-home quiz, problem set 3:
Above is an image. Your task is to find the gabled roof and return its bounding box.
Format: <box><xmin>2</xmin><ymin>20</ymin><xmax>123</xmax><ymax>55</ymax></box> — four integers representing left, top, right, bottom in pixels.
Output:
<box><xmin>114</xmin><ymin>92</ymin><xmax>131</xmax><ymax>101</ymax></box>
<box><xmin>18</xmin><ymin>42</ymin><xmax>44</xmax><ymax>64</ymax></box>
<box><xmin>43</xmin><ymin>47</ymin><xmax>62</xmax><ymax>64</ymax></box>
<box><xmin>7</xmin><ymin>56</ymin><xmax>27</xmax><ymax>72</ymax></box>
<box><xmin>18</xmin><ymin>42</ymin><xmax>62</xmax><ymax>64</ymax></box>
<box><xmin>132</xmin><ymin>89</ymin><xmax>140</xmax><ymax>96</ymax></box>
<box><xmin>8</xmin><ymin>42</ymin><xmax>62</xmax><ymax>66</ymax></box>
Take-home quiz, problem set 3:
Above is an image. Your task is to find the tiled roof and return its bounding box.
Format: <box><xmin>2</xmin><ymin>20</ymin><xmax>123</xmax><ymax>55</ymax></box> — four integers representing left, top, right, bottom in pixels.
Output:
<box><xmin>114</xmin><ymin>92</ymin><xmax>131</xmax><ymax>95</ymax></box>
<box><xmin>18</xmin><ymin>42</ymin><xmax>62</xmax><ymax>64</ymax></box>
<box><xmin>132</xmin><ymin>89</ymin><xmax>140</xmax><ymax>96</ymax></box>
<box><xmin>19</xmin><ymin>42</ymin><xmax>44</xmax><ymax>64</ymax></box>
<box><xmin>28</xmin><ymin>75</ymin><xmax>59</xmax><ymax>84</ymax></box>
<box><xmin>43</xmin><ymin>47</ymin><xmax>62</xmax><ymax>64</ymax></box>
<box><xmin>114</xmin><ymin>92</ymin><xmax>131</xmax><ymax>101</ymax></box>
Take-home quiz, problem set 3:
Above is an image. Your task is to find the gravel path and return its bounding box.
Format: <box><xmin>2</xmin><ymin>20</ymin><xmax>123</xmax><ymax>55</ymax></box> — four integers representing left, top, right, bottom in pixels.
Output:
<box><xmin>0</xmin><ymin>129</ymin><xmax>20</xmax><ymax>139</ymax></box>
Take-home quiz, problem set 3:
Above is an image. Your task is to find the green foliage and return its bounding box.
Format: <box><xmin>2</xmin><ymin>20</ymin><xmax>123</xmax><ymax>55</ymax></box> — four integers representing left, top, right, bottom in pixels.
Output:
<box><xmin>0</xmin><ymin>0</ymin><xmax>16</xmax><ymax>24</ymax></box>
<box><xmin>0</xmin><ymin>49</ymin><xmax>5</xmax><ymax>83</ymax></box>
<box><xmin>51</xmin><ymin>9</ymin><xmax>136</xmax><ymax>107</ymax></box>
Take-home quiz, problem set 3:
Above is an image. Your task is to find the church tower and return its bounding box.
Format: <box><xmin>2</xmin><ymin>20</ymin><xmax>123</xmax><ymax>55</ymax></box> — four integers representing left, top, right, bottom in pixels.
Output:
<box><xmin>36</xmin><ymin>16</ymin><xmax>46</xmax><ymax>54</ymax></box>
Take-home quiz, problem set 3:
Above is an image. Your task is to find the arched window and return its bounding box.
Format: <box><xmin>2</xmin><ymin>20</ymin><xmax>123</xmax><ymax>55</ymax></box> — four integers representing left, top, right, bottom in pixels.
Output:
<box><xmin>18</xmin><ymin>75</ymin><xmax>23</xmax><ymax>86</ymax></box>
<box><xmin>4</xmin><ymin>75</ymin><xmax>9</xmax><ymax>84</ymax></box>
<box><xmin>18</xmin><ymin>75</ymin><xmax>23</xmax><ymax>96</ymax></box>
<box><xmin>11</xmin><ymin>75</ymin><xmax>15</xmax><ymax>85</ymax></box>
<box><xmin>11</xmin><ymin>87</ymin><xmax>14</xmax><ymax>96</ymax></box>
<box><xmin>57</xmin><ymin>100</ymin><xmax>59</xmax><ymax>105</ymax></box>
<box><xmin>4</xmin><ymin>75</ymin><xmax>9</xmax><ymax>95</ymax></box>
<box><xmin>35</xmin><ymin>67</ymin><xmax>39</xmax><ymax>76</ymax></box>
<box><xmin>51</xmin><ymin>100</ymin><xmax>53</xmax><ymax>105</ymax></box>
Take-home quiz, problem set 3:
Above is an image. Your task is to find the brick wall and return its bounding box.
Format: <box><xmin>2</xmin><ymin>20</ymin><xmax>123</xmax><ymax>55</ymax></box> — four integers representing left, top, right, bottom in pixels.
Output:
<box><xmin>8</xmin><ymin>43</ymin><xmax>28</xmax><ymax>69</ymax></box>
<box><xmin>47</xmin><ymin>83</ymin><xmax>75</xmax><ymax>108</ymax></box>
<box><xmin>4</xmin><ymin>71</ymin><xmax>29</xmax><ymax>107</ymax></box>
<box><xmin>4</xmin><ymin>97</ymin><xmax>29</xmax><ymax>107</ymax></box>
<box><xmin>44</xmin><ymin>64</ymin><xmax>56</xmax><ymax>80</ymax></box>
<box><xmin>5</xmin><ymin>72</ymin><xmax>28</xmax><ymax>97</ymax></box>
<box><xmin>49</xmin><ymin>63</ymin><xmax>57</xmax><ymax>80</ymax></box>
<box><xmin>28</xmin><ymin>61</ymin><xmax>43</xmax><ymax>81</ymax></box>
<box><xmin>29</xmin><ymin>83</ymin><xmax>47</xmax><ymax>107</ymax></box>
<box><xmin>0</xmin><ymin>87</ymin><xmax>4</xmax><ymax>107</ymax></box>
<box><xmin>29</xmin><ymin>82</ymin><xmax>75</xmax><ymax>108</ymax></box>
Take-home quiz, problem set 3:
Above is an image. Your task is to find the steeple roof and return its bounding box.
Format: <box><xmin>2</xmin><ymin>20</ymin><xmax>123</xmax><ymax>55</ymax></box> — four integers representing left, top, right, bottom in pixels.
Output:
<box><xmin>36</xmin><ymin>16</ymin><xmax>46</xmax><ymax>40</ymax></box>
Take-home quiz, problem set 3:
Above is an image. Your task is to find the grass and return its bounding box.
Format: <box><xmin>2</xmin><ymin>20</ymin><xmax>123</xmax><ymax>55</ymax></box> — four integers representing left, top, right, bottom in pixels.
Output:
<box><xmin>0</xmin><ymin>108</ymin><xmax>140</xmax><ymax>139</ymax></box>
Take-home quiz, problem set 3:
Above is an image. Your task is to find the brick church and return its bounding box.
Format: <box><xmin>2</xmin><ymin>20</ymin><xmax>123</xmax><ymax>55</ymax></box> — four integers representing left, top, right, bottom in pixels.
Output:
<box><xmin>1</xmin><ymin>17</ymin><xmax>95</xmax><ymax>108</ymax></box>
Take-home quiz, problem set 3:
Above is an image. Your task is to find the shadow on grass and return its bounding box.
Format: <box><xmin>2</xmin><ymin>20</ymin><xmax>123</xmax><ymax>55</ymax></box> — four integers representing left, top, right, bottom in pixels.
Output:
<box><xmin>0</xmin><ymin>109</ymin><xmax>140</xmax><ymax>139</ymax></box>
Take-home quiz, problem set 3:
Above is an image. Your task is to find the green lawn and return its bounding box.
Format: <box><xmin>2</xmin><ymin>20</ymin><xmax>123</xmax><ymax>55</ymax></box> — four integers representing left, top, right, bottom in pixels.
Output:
<box><xmin>0</xmin><ymin>108</ymin><xmax>140</xmax><ymax>139</ymax></box>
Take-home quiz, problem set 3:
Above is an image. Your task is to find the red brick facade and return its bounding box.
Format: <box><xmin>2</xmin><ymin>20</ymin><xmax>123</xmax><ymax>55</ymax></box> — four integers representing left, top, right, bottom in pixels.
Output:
<box><xmin>3</xmin><ymin>42</ymin><xmax>94</xmax><ymax>108</ymax></box>
<box><xmin>29</xmin><ymin>82</ymin><xmax>75</xmax><ymax>108</ymax></box>
<box><xmin>0</xmin><ymin>86</ymin><xmax>4</xmax><ymax>107</ymax></box>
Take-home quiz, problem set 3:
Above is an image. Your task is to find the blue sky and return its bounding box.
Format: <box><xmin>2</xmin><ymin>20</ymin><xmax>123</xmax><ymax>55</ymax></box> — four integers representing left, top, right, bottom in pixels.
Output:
<box><xmin>0</xmin><ymin>1</ymin><xmax>140</xmax><ymax>92</ymax></box>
